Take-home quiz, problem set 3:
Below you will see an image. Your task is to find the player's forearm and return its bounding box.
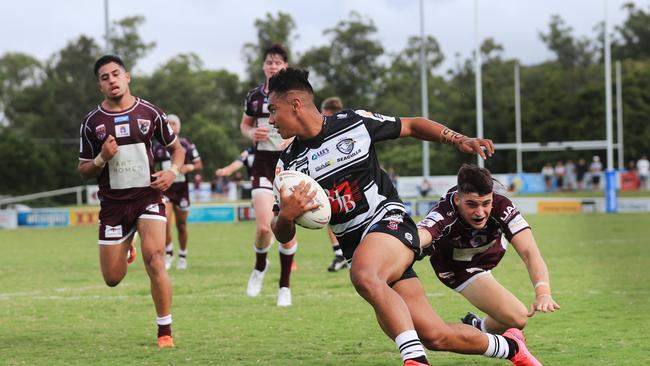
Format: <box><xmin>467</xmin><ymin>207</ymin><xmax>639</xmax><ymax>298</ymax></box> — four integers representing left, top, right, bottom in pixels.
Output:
<box><xmin>78</xmin><ymin>158</ymin><xmax>105</xmax><ymax>180</ymax></box>
<box><xmin>271</xmin><ymin>215</ymin><xmax>296</xmax><ymax>244</ymax></box>
<box><xmin>401</xmin><ymin>117</ymin><xmax>467</xmax><ymax>147</ymax></box>
<box><xmin>168</xmin><ymin>142</ymin><xmax>186</xmax><ymax>171</ymax></box>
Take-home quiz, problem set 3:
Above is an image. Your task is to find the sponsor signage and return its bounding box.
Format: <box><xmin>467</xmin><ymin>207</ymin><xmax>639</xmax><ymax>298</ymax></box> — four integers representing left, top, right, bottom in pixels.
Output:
<box><xmin>188</xmin><ymin>206</ymin><xmax>235</xmax><ymax>223</ymax></box>
<box><xmin>69</xmin><ymin>208</ymin><xmax>100</xmax><ymax>226</ymax></box>
<box><xmin>0</xmin><ymin>209</ymin><xmax>17</xmax><ymax>229</ymax></box>
<box><xmin>18</xmin><ymin>209</ymin><xmax>69</xmax><ymax>227</ymax></box>
<box><xmin>537</xmin><ymin>201</ymin><xmax>582</xmax><ymax>214</ymax></box>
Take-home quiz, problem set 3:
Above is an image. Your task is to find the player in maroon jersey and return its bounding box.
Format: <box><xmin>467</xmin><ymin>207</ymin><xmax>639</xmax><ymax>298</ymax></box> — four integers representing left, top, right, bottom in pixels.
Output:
<box><xmin>239</xmin><ymin>44</ymin><xmax>297</xmax><ymax>307</ymax></box>
<box><xmin>152</xmin><ymin>114</ymin><xmax>203</xmax><ymax>270</ymax></box>
<box><xmin>417</xmin><ymin>164</ymin><xmax>560</xmax><ymax>334</ymax></box>
<box><xmin>78</xmin><ymin>55</ymin><xmax>184</xmax><ymax>348</ymax></box>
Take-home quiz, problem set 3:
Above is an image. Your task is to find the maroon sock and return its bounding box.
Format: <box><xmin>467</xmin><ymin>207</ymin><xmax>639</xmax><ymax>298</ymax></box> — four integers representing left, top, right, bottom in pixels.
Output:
<box><xmin>254</xmin><ymin>251</ymin><xmax>268</xmax><ymax>271</ymax></box>
<box><xmin>157</xmin><ymin>324</ymin><xmax>172</xmax><ymax>337</ymax></box>
<box><xmin>279</xmin><ymin>252</ymin><xmax>294</xmax><ymax>288</ymax></box>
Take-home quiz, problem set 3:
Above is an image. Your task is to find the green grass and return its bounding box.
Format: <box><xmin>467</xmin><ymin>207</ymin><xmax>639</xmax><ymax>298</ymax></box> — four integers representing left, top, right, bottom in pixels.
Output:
<box><xmin>1</xmin><ymin>214</ymin><xmax>649</xmax><ymax>365</ymax></box>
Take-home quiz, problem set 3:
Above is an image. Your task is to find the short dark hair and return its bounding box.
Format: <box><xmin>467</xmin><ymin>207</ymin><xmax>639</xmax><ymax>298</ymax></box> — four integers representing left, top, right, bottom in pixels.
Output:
<box><xmin>268</xmin><ymin>67</ymin><xmax>314</xmax><ymax>96</ymax></box>
<box><xmin>457</xmin><ymin>164</ymin><xmax>493</xmax><ymax>195</ymax></box>
<box><xmin>264</xmin><ymin>43</ymin><xmax>289</xmax><ymax>63</ymax></box>
<box><xmin>94</xmin><ymin>55</ymin><xmax>127</xmax><ymax>78</ymax></box>
<box><xmin>321</xmin><ymin>97</ymin><xmax>343</xmax><ymax>113</ymax></box>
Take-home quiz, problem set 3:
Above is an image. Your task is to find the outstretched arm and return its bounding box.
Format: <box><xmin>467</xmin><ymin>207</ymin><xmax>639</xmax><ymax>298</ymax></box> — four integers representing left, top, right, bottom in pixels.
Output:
<box><xmin>400</xmin><ymin>117</ymin><xmax>494</xmax><ymax>160</ymax></box>
<box><xmin>510</xmin><ymin>229</ymin><xmax>561</xmax><ymax>316</ymax></box>
<box><xmin>215</xmin><ymin>160</ymin><xmax>244</xmax><ymax>177</ymax></box>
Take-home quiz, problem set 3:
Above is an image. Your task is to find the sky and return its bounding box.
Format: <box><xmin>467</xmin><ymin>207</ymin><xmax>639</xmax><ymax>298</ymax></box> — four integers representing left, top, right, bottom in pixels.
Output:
<box><xmin>1</xmin><ymin>0</ymin><xmax>647</xmax><ymax>77</ymax></box>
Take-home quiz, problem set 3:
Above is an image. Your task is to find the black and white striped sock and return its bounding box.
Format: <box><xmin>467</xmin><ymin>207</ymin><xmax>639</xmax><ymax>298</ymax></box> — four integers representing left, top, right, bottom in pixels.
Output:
<box><xmin>395</xmin><ymin>330</ymin><xmax>428</xmax><ymax>363</ymax></box>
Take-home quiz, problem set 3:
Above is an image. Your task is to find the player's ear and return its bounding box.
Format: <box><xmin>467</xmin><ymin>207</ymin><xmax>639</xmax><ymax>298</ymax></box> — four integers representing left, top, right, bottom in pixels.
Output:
<box><xmin>453</xmin><ymin>193</ymin><xmax>460</xmax><ymax>206</ymax></box>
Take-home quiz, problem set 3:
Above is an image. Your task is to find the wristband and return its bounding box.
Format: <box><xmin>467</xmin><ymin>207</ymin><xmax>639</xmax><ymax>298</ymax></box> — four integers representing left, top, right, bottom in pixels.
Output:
<box><xmin>536</xmin><ymin>293</ymin><xmax>552</xmax><ymax>299</ymax></box>
<box><xmin>534</xmin><ymin>281</ymin><xmax>550</xmax><ymax>289</ymax></box>
<box><xmin>169</xmin><ymin>164</ymin><xmax>180</xmax><ymax>177</ymax></box>
<box><xmin>93</xmin><ymin>154</ymin><xmax>106</xmax><ymax>168</ymax></box>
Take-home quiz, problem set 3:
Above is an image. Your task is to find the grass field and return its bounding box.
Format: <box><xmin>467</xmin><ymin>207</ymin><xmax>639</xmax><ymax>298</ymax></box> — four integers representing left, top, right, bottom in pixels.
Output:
<box><xmin>1</xmin><ymin>213</ymin><xmax>650</xmax><ymax>365</ymax></box>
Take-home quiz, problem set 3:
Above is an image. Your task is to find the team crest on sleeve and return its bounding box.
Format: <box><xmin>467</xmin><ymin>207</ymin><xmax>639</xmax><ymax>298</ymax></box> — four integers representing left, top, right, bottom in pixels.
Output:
<box><xmin>138</xmin><ymin>119</ymin><xmax>151</xmax><ymax>134</ymax></box>
<box><xmin>95</xmin><ymin>124</ymin><xmax>106</xmax><ymax>140</ymax></box>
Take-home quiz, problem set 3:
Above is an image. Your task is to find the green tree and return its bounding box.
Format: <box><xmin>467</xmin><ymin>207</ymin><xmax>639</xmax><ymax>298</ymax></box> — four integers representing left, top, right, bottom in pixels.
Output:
<box><xmin>241</xmin><ymin>12</ymin><xmax>297</xmax><ymax>86</ymax></box>
<box><xmin>539</xmin><ymin>15</ymin><xmax>595</xmax><ymax>68</ymax></box>
<box><xmin>0</xmin><ymin>53</ymin><xmax>43</xmax><ymax>127</ymax></box>
<box><xmin>299</xmin><ymin>11</ymin><xmax>385</xmax><ymax>109</ymax></box>
<box><xmin>614</xmin><ymin>2</ymin><xmax>650</xmax><ymax>60</ymax></box>
<box><xmin>108</xmin><ymin>15</ymin><xmax>156</xmax><ymax>71</ymax></box>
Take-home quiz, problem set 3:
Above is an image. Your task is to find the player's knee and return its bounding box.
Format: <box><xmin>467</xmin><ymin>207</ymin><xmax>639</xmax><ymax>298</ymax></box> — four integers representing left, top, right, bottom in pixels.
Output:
<box><xmin>507</xmin><ymin>311</ymin><xmax>529</xmax><ymax>330</ymax></box>
<box><xmin>103</xmin><ymin>274</ymin><xmax>124</xmax><ymax>287</ymax></box>
<box><xmin>349</xmin><ymin>268</ymin><xmax>381</xmax><ymax>298</ymax></box>
<box><xmin>256</xmin><ymin>225</ymin><xmax>272</xmax><ymax>238</ymax></box>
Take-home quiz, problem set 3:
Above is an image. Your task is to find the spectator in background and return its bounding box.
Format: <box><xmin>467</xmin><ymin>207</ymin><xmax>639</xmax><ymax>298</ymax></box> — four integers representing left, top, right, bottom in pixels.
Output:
<box><xmin>554</xmin><ymin>161</ymin><xmax>565</xmax><ymax>191</ymax></box>
<box><xmin>542</xmin><ymin>162</ymin><xmax>554</xmax><ymax>191</ymax></box>
<box><xmin>576</xmin><ymin>158</ymin><xmax>587</xmax><ymax>190</ymax></box>
<box><xmin>320</xmin><ymin>96</ymin><xmax>350</xmax><ymax>273</ymax></box>
<box><xmin>637</xmin><ymin>155</ymin><xmax>649</xmax><ymax>190</ymax></box>
<box><xmin>564</xmin><ymin>159</ymin><xmax>577</xmax><ymax>191</ymax></box>
<box><xmin>418</xmin><ymin>178</ymin><xmax>433</xmax><ymax>197</ymax></box>
<box><xmin>589</xmin><ymin>156</ymin><xmax>603</xmax><ymax>191</ymax></box>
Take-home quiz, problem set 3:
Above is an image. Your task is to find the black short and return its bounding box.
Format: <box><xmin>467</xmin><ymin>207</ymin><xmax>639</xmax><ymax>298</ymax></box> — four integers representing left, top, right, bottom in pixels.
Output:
<box><xmin>339</xmin><ymin>210</ymin><xmax>420</xmax><ymax>285</ymax></box>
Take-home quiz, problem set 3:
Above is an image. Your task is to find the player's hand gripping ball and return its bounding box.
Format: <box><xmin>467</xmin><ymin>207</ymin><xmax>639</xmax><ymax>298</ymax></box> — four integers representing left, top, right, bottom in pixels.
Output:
<box><xmin>273</xmin><ymin>170</ymin><xmax>331</xmax><ymax>229</ymax></box>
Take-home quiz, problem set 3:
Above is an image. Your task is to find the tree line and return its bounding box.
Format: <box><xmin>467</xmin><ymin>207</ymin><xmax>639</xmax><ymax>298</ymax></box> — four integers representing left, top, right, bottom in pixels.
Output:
<box><xmin>1</xmin><ymin>3</ymin><xmax>650</xmax><ymax>198</ymax></box>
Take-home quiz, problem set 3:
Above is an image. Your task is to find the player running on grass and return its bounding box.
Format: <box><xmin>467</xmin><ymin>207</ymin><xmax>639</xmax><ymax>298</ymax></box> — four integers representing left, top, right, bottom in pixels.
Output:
<box><xmin>240</xmin><ymin>43</ymin><xmax>297</xmax><ymax>306</ymax></box>
<box><xmin>417</xmin><ymin>164</ymin><xmax>560</xmax><ymax>334</ymax></box>
<box><xmin>152</xmin><ymin>114</ymin><xmax>203</xmax><ymax>270</ymax></box>
<box><xmin>78</xmin><ymin>55</ymin><xmax>184</xmax><ymax>348</ymax></box>
<box><xmin>268</xmin><ymin>67</ymin><xmax>542</xmax><ymax>365</ymax></box>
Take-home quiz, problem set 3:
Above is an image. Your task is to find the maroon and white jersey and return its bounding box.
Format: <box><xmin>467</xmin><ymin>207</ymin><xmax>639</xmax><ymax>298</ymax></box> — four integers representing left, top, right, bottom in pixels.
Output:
<box><xmin>417</xmin><ymin>187</ymin><xmax>531</xmax><ymax>283</ymax></box>
<box><xmin>244</xmin><ymin>83</ymin><xmax>285</xmax><ymax>154</ymax></box>
<box><xmin>152</xmin><ymin>136</ymin><xmax>201</xmax><ymax>185</ymax></box>
<box><xmin>79</xmin><ymin>98</ymin><xmax>176</xmax><ymax>202</ymax></box>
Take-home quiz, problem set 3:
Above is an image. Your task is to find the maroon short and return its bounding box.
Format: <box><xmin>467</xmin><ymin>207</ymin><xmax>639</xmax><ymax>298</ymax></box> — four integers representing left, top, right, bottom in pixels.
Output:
<box><xmin>163</xmin><ymin>183</ymin><xmax>190</xmax><ymax>210</ymax></box>
<box><xmin>428</xmin><ymin>242</ymin><xmax>506</xmax><ymax>291</ymax></box>
<box><xmin>98</xmin><ymin>192</ymin><xmax>166</xmax><ymax>245</ymax></box>
<box><xmin>251</xmin><ymin>151</ymin><xmax>282</xmax><ymax>191</ymax></box>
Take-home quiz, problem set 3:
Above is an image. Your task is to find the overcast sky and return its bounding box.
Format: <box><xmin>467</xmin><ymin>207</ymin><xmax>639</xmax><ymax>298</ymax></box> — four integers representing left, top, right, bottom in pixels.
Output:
<box><xmin>1</xmin><ymin>0</ymin><xmax>646</xmax><ymax>77</ymax></box>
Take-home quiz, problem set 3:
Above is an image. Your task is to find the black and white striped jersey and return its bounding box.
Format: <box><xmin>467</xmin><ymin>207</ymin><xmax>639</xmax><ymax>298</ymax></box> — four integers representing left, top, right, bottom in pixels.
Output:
<box><xmin>276</xmin><ymin>109</ymin><xmax>405</xmax><ymax>238</ymax></box>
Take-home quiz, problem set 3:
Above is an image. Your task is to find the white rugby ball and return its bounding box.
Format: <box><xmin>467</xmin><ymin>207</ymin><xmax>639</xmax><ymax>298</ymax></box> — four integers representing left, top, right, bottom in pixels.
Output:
<box><xmin>273</xmin><ymin>170</ymin><xmax>331</xmax><ymax>229</ymax></box>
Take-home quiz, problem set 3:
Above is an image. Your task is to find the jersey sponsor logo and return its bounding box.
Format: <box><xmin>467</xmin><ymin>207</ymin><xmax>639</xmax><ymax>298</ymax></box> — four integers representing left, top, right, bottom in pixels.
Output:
<box><xmin>419</xmin><ymin>218</ymin><xmax>435</xmax><ymax>228</ymax></box>
<box><xmin>104</xmin><ymin>224</ymin><xmax>123</xmax><ymax>238</ymax></box>
<box><xmin>354</xmin><ymin>109</ymin><xmax>396</xmax><ymax>122</ymax></box>
<box><xmin>336</xmin><ymin>148</ymin><xmax>362</xmax><ymax>163</ymax></box>
<box><xmin>500</xmin><ymin>205</ymin><xmax>516</xmax><ymax>221</ymax></box>
<box><xmin>438</xmin><ymin>271</ymin><xmax>454</xmax><ymax>280</ymax></box>
<box><xmin>95</xmin><ymin>124</ymin><xmax>107</xmax><ymax>140</ymax></box>
<box><xmin>405</xmin><ymin>232</ymin><xmax>413</xmax><ymax>243</ymax></box>
<box><xmin>336</xmin><ymin>113</ymin><xmax>348</xmax><ymax>119</ymax></box>
<box><xmin>315</xmin><ymin>159</ymin><xmax>335</xmax><ymax>172</ymax></box>
<box><xmin>428</xmin><ymin>211</ymin><xmax>444</xmax><ymax>222</ymax></box>
<box><xmin>328</xmin><ymin>181</ymin><xmax>360</xmax><ymax>214</ymax></box>
<box><xmin>116</xmin><ymin>124</ymin><xmax>131</xmax><ymax>138</ymax></box>
<box><xmin>508</xmin><ymin>214</ymin><xmax>529</xmax><ymax>233</ymax></box>
<box><xmin>114</xmin><ymin>115</ymin><xmax>129</xmax><ymax>123</ymax></box>
<box><xmin>311</xmin><ymin>148</ymin><xmax>330</xmax><ymax>160</ymax></box>
<box><xmin>336</xmin><ymin>138</ymin><xmax>355</xmax><ymax>154</ymax></box>
<box><xmin>137</xmin><ymin>119</ymin><xmax>151</xmax><ymax>134</ymax></box>
<box><xmin>146</xmin><ymin>203</ymin><xmax>160</xmax><ymax>213</ymax></box>
<box><xmin>466</xmin><ymin>267</ymin><xmax>485</xmax><ymax>274</ymax></box>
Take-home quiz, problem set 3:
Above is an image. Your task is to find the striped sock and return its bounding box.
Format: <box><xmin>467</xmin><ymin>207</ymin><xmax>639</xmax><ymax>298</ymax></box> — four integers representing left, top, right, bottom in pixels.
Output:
<box><xmin>483</xmin><ymin>333</ymin><xmax>517</xmax><ymax>359</ymax></box>
<box><xmin>395</xmin><ymin>330</ymin><xmax>428</xmax><ymax>363</ymax></box>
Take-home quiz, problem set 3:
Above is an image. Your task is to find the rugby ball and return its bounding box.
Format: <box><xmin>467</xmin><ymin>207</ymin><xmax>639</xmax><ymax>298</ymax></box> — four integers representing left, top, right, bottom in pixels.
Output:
<box><xmin>273</xmin><ymin>170</ymin><xmax>331</xmax><ymax>229</ymax></box>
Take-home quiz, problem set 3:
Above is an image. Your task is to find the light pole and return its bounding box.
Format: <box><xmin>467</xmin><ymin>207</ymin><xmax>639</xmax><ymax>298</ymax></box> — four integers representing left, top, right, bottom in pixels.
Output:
<box><xmin>419</xmin><ymin>0</ymin><xmax>430</xmax><ymax>178</ymax></box>
<box><xmin>604</xmin><ymin>0</ymin><xmax>617</xmax><ymax>213</ymax></box>
<box><xmin>474</xmin><ymin>0</ymin><xmax>484</xmax><ymax>168</ymax></box>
